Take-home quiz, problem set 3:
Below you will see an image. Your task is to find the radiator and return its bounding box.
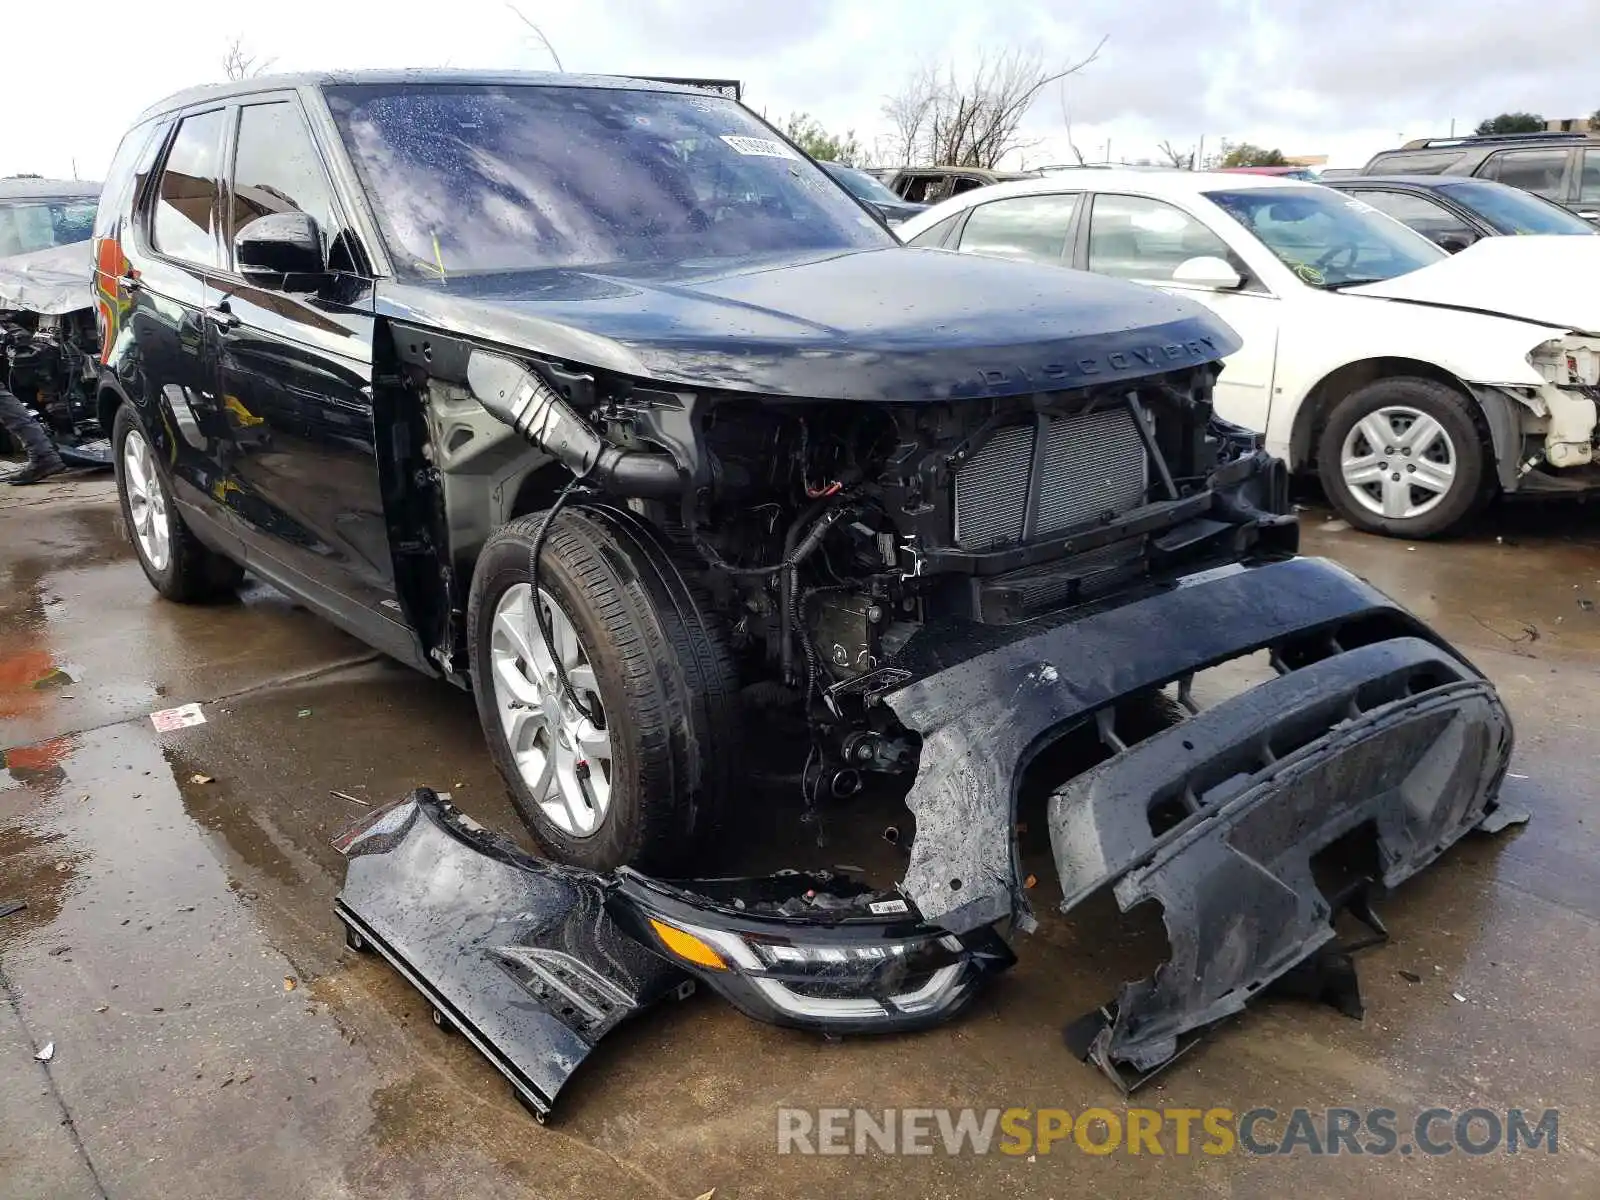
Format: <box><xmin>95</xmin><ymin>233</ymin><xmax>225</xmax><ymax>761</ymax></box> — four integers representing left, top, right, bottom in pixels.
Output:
<box><xmin>954</xmin><ymin>408</ymin><xmax>1150</xmax><ymax>548</ymax></box>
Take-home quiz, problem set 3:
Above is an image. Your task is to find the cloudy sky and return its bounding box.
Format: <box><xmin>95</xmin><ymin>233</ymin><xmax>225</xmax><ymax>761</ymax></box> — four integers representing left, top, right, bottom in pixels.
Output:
<box><xmin>9</xmin><ymin>0</ymin><xmax>1597</xmax><ymax>180</ymax></box>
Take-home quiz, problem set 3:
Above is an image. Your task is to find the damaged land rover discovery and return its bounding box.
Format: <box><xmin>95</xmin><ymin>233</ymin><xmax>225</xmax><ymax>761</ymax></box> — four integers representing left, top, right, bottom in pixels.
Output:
<box><xmin>95</xmin><ymin>71</ymin><xmax>1521</xmax><ymax>1116</ymax></box>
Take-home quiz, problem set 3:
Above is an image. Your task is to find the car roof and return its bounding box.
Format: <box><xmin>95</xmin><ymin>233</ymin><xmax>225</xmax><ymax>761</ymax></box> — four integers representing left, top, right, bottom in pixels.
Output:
<box><xmin>0</xmin><ymin>177</ymin><xmax>101</xmax><ymax>200</ymax></box>
<box><xmin>932</xmin><ymin>168</ymin><xmax>1324</xmax><ymax>204</ymax></box>
<box><xmin>135</xmin><ymin>68</ymin><xmax>726</xmax><ymax>122</ymax></box>
<box><xmin>1331</xmin><ymin>175</ymin><xmax>1524</xmax><ymax>190</ymax></box>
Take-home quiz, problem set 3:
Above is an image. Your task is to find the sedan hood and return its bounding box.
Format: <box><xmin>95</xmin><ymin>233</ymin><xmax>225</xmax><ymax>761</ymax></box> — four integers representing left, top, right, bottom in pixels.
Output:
<box><xmin>1346</xmin><ymin>236</ymin><xmax>1600</xmax><ymax>333</ymax></box>
<box><xmin>0</xmin><ymin>241</ymin><xmax>93</xmax><ymax>316</ymax></box>
<box><xmin>377</xmin><ymin>248</ymin><xmax>1238</xmax><ymax>402</ymax></box>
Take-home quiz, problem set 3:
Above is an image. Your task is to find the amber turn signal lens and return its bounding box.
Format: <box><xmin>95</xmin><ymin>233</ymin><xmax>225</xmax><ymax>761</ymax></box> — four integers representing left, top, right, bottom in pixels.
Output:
<box><xmin>649</xmin><ymin>919</ymin><xmax>728</xmax><ymax>970</ymax></box>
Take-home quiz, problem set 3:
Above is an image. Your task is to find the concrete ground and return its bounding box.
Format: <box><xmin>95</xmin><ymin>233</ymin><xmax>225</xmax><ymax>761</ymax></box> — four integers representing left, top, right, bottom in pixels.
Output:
<box><xmin>1</xmin><ymin>475</ymin><xmax>1596</xmax><ymax>1199</ymax></box>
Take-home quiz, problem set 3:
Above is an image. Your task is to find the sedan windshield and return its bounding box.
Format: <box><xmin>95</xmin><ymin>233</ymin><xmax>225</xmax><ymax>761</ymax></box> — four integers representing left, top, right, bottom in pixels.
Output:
<box><xmin>1206</xmin><ymin>187</ymin><xmax>1445</xmax><ymax>287</ymax></box>
<box><xmin>1437</xmin><ymin>180</ymin><xmax>1596</xmax><ymax>236</ymax></box>
<box><xmin>0</xmin><ymin>199</ymin><xmax>97</xmax><ymax>257</ymax></box>
<box><xmin>324</xmin><ymin>83</ymin><xmax>894</xmax><ymax>278</ymax></box>
<box><xmin>823</xmin><ymin>163</ymin><xmax>902</xmax><ymax>205</ymax></box>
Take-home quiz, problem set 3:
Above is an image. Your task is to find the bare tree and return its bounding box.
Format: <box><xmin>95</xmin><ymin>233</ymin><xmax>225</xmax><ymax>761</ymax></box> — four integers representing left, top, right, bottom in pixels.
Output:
<box><xmin>222</xmin><ymin>36</ymin><xmax>275</xmax><ymax>81</ymax></box>
<box><xmin>1158</xmin><ymin>139</ymin><xmax>1195</xmax><ymax>169</ymax></box>
<box><xmin>507</xmin><ymin>3</ymin><xmax>564</xmax><ymax>71</ymax></box>
<box><xmin>1058</xmin><ymin>81</ymin><xmax>1087</xmax><ymax>166</ymax></box>
<box><xmin>882</xmin><ymin>38</ymin><xmax>1107</xmax><ymax>168</ymax></box>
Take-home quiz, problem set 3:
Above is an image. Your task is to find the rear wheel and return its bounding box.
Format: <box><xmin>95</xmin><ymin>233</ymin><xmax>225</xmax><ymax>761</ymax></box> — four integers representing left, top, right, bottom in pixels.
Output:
<box><xmin>468</xmin><ymin>505</ymin><xmax>741</xmax><ymax>873</ymax></box>
<box><xmin>1316</xmin><ymin>377</ymin><xmax>1490</xmax><ymax>539</ymax></box>
<box><xmin>113</xmin><ymin>405</ymin><xmax>244</xmax><ymax>601</ymax></box>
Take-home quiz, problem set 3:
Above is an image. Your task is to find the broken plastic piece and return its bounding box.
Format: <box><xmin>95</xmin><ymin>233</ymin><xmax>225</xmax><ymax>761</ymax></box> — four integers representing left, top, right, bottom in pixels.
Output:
<box><xmin>34</xmin><ymin>1042</ymin><xmax>53</xmax><ymax>1062</ymax></box>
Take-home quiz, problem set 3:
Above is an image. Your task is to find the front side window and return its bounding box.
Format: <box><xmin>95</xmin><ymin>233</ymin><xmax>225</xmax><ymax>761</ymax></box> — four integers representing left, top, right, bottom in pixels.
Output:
<box><xmin>152</xmin><ymin>109</ymin><xmax>226</xmax><ymax>267</ymax></box>
<box><xmin>1206</xmin><ymin>187</ymin><xmax>1444</xmax><ymax>288</ymax></box>
<box><xmin>957</xmin><ymin>193</ymin><xmax>1078</xmax><ymax>264</ymax></box>
<box><xmin>1086</xmin><ymin>194</ymin><xmax>1231</xmax><ymax>281</ymax></box>
<box><xmin>228</xmin><ymin>101</ymin><xmax>340</xmax><ymax>264</ymax></box>
<box><xmin>1480</xmin><ymin>149</ymin><xmax>1568</xmax><ymax>198</ymax></box>
<box><xmin>323</xmin><ymin>83</ymin><xmax>892</xmax><ymax>279</ymax></box>
<box><xmin>1353</xmin><ymin>190</ymin><xmax>1474</xmax><ymax>242</ymax></box>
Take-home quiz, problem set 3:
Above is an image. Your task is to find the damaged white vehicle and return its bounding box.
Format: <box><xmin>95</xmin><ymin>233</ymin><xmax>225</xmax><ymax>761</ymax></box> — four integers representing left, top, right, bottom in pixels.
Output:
<box><xmin>898</xmin><ymin>171</ymin><xmax>1600</xmax><ymax>537</ymax></box>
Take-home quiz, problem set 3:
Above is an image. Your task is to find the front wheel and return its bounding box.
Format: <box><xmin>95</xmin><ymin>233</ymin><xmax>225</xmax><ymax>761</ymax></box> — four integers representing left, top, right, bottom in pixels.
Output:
<box><xmin>1316</xmin><ymin>377</ymin><xmax>1491</xmax><ymax>539</ymax></box>
<box><xmin>467</xmin><ymin>506</ymin><xmax>741</xmax><ymax>873</ymax></box>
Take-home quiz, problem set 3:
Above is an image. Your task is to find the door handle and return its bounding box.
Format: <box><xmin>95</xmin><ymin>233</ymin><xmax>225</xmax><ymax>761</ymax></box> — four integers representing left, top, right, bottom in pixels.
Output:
<box><xmin>204</xmin><ymin>304</ymin><xmax>240</xmax><ymax>330</ymax></box>
<box><xmin>117</xmin><ymin>272</ymin><xmax>141</xmax><ymax>293</ymax></box>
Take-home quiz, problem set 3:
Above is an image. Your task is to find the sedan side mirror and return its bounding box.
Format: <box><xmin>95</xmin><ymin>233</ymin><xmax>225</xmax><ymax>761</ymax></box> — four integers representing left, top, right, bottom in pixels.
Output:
<box><xmin>1171</xmin><ymin>255</ymin><xmax>1244</xmax><ymax>291</ymax></box>
<box><xmin>1433</xmin><ymin>232</ymin><xmax>1475</xmax><ymax>254</ymax></box>
<box><xmin>235</xmin><ymin>212</ymin><xmax>325</xmax><ymax>280</ymax></box>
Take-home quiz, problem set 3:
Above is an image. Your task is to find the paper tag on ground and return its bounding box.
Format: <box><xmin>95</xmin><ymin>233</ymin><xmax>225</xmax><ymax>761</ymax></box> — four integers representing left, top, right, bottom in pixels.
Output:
<box><xmin>150</xmin><ymin>703</ymin><xmax>206</xmax><ymax>732</ymax></box>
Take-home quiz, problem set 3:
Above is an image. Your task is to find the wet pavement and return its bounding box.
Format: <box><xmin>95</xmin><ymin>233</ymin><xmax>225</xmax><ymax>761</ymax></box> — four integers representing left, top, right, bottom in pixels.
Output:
<box><xmin>1</xmin><ymin>477</ymin><xmax>1597</xmax><ymax>1199</ymax></box>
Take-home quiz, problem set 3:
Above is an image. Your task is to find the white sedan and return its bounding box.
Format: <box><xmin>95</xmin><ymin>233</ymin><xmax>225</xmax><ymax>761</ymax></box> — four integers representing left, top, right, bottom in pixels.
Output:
<box><xmin>895</xmin><ymin>170</ymin><xmax>1600</xmax><ymax>538</ymax></box>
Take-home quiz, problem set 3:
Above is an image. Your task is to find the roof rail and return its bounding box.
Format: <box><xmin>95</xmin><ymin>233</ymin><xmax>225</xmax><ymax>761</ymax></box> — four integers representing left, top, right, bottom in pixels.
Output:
<box><xmin>1399</xmin><ymin>131</ymin><xmax>1587</xmax><ymax>150</ymax></box>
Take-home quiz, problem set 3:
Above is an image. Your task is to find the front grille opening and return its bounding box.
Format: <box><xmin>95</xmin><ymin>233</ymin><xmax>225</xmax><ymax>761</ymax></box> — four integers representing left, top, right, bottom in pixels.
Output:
<box><xmin>953</xmin><ymin>406</ymin><xmax>1152</xmax><ymax>549</ymax></box>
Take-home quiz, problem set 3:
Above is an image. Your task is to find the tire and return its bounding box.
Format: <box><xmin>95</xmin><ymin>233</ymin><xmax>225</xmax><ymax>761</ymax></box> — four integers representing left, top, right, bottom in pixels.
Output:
<box><xmin>1316</xmin><ymin>377</ymin><xmax>1491</xmax><ymax>539</ymax></box>
<box><xmin>112</xmin><ymin>404</ymin><xmax>245</xmax><ymax>602</ymax></box>
<box><xmin>467</xmin><ymin>504</ymin><xmax>742</xmax><ymax>873</ymax></box>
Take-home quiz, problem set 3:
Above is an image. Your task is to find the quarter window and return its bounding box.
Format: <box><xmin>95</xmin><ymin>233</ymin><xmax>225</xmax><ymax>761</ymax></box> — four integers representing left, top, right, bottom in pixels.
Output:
<box><xmin>1087</xmin><ymin>194</ymin><xmax>1231</xmax><ymax>281</ymax></box>
<box><xmin>956</xmin><ymin>194</ymin><xmax>1079</xmax><ymax>264</ymax></box>
<box><xmin>1354</xmin><ymin>190</ymin><xmax>1475</xmax><ymax>242</ymax></box>
<box><xmin>152</xmin><ymin>109</ymin><xmax>226</xmax><ymax>267</ymax></box>
<box><xmin>228</xmin><ymin>101</ymin><xmax>340</xmax><ymax>265</ymax></box>
<box><xmin>1481</xmin><ymin>149</ymin><xmax>1568</xmax><ymax>198</ymax></box>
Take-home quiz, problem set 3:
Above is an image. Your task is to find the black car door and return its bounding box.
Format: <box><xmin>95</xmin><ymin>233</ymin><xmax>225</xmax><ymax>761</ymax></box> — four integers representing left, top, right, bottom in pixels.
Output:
<box><xmin>122</xmin><ymin>106</ymin><xmax>243</xmax><ymax>554</ymax></box>
<box><xmin>209</xmin><ymin>95</ymin><xmax>416</xmax><ymax>662</ymax></box>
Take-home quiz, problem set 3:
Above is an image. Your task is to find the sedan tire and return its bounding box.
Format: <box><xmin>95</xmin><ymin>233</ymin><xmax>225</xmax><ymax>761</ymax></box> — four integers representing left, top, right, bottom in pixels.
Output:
<box><xmin>1316</xmin><ymin>377</ymin><xmax>1491</xmax><ymax>539</ymax></box>
<box><xmin>468</xmin><ymin>505</ymin><xmax>741</xmax><ymax>873</ymax></box>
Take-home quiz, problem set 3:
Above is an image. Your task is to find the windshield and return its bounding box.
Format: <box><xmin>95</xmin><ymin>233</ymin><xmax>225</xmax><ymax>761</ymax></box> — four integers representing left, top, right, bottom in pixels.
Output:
<box><xmin>0</xmin><ymin>199</ymin><xmax>97</xmax><ymax>257</ymax></box>
<box><xmin>1206</xmin><ymin>187</ymin><xmax>1445</xmax><ymax>287</ymax></box>
<box><xmin>324</xmin><ymin>83</ymin><xmax>894</xmax><ymax>278</ymax></box>
<box><xmin>1438</xmin><ymin>180</ymin><xmax>1597</xmax><ymax>236</ymax></box>
<box><xmin>824</xmin><ymin>163</ymin><xmax>902</xmax><ymax>205</ymax></box>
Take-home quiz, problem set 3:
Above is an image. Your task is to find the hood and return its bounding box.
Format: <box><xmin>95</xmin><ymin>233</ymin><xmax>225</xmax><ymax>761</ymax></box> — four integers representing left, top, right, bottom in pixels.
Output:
<box><xmin>0</xmin><ymin>241</ymin><xmax>94</xmax><ymax>316</ymax></box>
<box><xmin>1346</xmin><ymin>236</ymin><xmax>1600</xmax><ymax>333</ymax></box>
<box><xmin>377</xmin><ymin>247</ymin><xmax>1238</xmax><ymax>402</ymax></box>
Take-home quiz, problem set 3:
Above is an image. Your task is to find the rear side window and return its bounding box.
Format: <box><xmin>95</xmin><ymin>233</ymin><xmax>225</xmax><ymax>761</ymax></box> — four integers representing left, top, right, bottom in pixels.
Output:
<box><xmin>1580</xmin><ymin>149</ymin><xmax>1600</xmax><ymax>203</ymax></box>
<box><xmin>1480</xmin><ymin>149</ymin><xmax>1568</xmax><ymax>197</ymax></box>
<box><xmin>151</xmin><ymin>109</ymin><xmax>227</xmax><ymax>267</ymax></box>
<box><xmin>957</xmin><ymin>193</ymin><xmax>1079</xmax><ymax>264</ymax></box>
<box><xmin>1364</xmin><ymin>150</ymin><xmax>1464</xmax><ymax>175</ymax></box>
<box><xmin>94</xmin><ymin>119</ymin><xmax>165</xmax><ymax>240</ymax></box>
<box><xmin>1355</xmin><ymin>190</ymin><xmax>1474</xmax><ymax>241</ymax></box>
<box><xmin>228</xmin><ymin>101</ymin><xmax>339</xmax><ymax>264</ymax></box>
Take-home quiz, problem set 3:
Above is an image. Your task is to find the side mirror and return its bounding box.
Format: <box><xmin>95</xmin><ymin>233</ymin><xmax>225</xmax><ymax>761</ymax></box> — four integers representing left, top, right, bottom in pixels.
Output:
<box><xmin>235</xmin><ymin>212</ymin><xmax>325</xmax><ymax>280</ymax></box>
<box><xmin>1171</xmin><ymin>255</ymin><xmax>1244</xmax><ymax>291</ymax></box>
<box><xmin>1434</xmin><ymin>232</ymin><xmax>1475</xmax><ymax>254</ymax></box>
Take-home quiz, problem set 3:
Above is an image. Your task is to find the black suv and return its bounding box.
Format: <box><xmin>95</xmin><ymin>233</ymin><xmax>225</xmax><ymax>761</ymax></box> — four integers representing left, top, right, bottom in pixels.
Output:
<box><xmin>1359</xmin><ymin>132</ymin><xmax>1600</xmax><ymax>224</ymax></box>
<box><xmin>91</xmin><ymin>71</ymin><xmax>1519</xmax><ymax>1094</ymax></box>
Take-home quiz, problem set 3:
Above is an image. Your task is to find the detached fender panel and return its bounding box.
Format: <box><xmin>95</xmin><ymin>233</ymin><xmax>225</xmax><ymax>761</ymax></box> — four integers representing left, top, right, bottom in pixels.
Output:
<box><xmin>335</xmin><ymin>790</ymin><xmax>687</xmax><ymax>1118</ymax></box>
<box><xmin>884</xmin><ymin>556</ymin><xmax>1438</xmax><ymax>934</ymax></box>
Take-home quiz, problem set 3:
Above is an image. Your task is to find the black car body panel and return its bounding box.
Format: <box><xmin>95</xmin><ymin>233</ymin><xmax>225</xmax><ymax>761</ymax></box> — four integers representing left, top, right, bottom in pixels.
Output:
<box><xmin>335</xmin><ymin>790</ymin><xmax>690</xmax><ymax>1118</ymax></box>
<box><xmin>375</xmin><ymin>250</ymin><xmax>1238</xmax><ymax>403</ymax></box>
<box><xmin>1049</xmin><ymin>636</ymin><xmax>1512</xmax><ymax>1086</ymax></box>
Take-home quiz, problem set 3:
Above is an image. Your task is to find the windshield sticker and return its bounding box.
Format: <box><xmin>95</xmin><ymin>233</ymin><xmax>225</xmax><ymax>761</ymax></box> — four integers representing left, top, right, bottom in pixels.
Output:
<box><xmin>720</xmin><ymin>135</ymin><xmax>798</xmax><ymax>159</ymax></box>
<box><xmin>1291</xmin><ymin>261</ymin><xmax>1326</xmax><ymax>285</ymax></box>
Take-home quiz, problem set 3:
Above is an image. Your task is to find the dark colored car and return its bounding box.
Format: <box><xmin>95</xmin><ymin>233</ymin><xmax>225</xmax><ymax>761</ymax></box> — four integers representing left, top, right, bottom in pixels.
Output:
<box><xmin>1329</xmin><ymin>174</ymin><xmax>1597</xmax><ymax>251</ymax></box>
<box><xmin>817</xmin><ymin>160</ymin><xmax>927</xmax><ymax>225</ymax></box>
<box><xmin>0</xmin><ymin>178</ymin><xmax>111</xmax><ymax>468</ymax></box>
<box><xmin>1358</xmin><ymin>131</ymin><xmax>1600</xmax><ymax>225</ymax></box>
<box><xmin>94</xmin><ymin>71</ymin><xmax>1517</xmax><ymax>1113</ymax></box>
<box><xmin>877</xmin><ymin>165</ymin><xmax>1039</xmax><ymax>205</ymax></box>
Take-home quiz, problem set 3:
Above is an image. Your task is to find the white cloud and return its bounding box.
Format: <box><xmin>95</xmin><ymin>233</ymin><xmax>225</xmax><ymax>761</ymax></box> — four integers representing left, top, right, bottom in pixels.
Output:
<box><xmin>7</xmin><ymin>0</ymin><xmax>1596</xmax><ymax>180</ymax></box>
